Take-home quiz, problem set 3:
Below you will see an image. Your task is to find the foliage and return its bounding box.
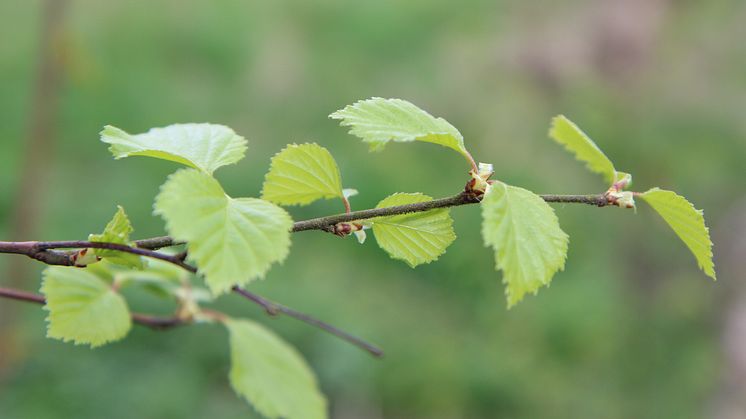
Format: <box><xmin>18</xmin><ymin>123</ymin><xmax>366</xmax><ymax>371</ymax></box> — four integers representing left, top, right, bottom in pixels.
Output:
<box><xmin>88</xmin><ymin>206</ymin><xmax>143</xmax><ymax>269</ymax></box>
<box><xmin>549</xmin><ymin>115</ymin><xmax>622</xmax><ymax>185</ymax></box>
<box><xmin>101</xmin><ymin>124</ymin><xmax>247</xmax><ymax>175</ymax></box>
<box><xmin>640</xmin><ymin>188</ymin><xmax>716</xmax><ymax>280</ymax></box>
<box><xmin>330</xmin><ymin>97</ymin><xmax>469</xmax><ymax>160</ymax></box>
<box><xmin>226</xmin><ymin>319</ymin><xmax>327</xmax><ymax>419</ymax></box>
<box><xmin>369</xmin><ymin>193</ymin><xmax>456</xmax><ymax>267</ymax></box>
<box><xmin>262</xmin><ymin>143</ymin><xmax>344</xmax><ymax>206</ymax></box>
<box><xmin>41</xmin><ymin>266</ymin><xmax>132</xmax><ymax>347</ymax></box>
<box><xmin>154</xmin><ymin>168</ymin><xmax>293</xmax><ymax>295</ymax></box>
<box><xmin>481</xmin><ymin>182</ymin><xmax>569</xmax><ymax>308</ymax></box>
<box><xmin>18</xmin><ymin>99</ymin><xmax>716</xmax><ymax>419</ymax></box>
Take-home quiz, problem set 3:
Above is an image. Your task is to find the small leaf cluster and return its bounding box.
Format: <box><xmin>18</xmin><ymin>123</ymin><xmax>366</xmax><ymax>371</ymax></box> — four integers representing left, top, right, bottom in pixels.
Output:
<box><xmin>35</xmin><ymin>97</ymin><xmax>715</xmax><ymax>419</ymax></box>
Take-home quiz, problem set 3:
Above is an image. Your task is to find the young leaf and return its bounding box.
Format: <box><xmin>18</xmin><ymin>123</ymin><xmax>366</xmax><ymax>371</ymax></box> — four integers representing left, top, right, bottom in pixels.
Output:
<box><xmin>330</xmin><ymin>97</ymin><xmax>469</xmax><ymax>159</ymax></box>
<box><xmin>101</xmin><ymin>123</ymin><xmax>248</xmax><ymax>175</ymax></box>
<box><xmin>88</xmin><ymin>205</ymin><xmax>143</xmax><ymax>269</ymax></box>
<box><xmin>549</xmin><ymin>115</ymin><xmax>622</xmax><ymax>185</ymax></box>
<box><xmin>371</xmin><ymin>193</ymin><xmax>456</xmax><ymax>267</ymax></box>
<box><xmin>41</xmin><ymin>266</ymin><xmax>132</xmax><ymax>347</ymax></box>
<box><xmin>225</xmin><ymin>318</ymin><xmax>327</xmax><ymax>419</ymax></box>
<box><xmin>640</xmin><ymin>188</ymin><xmax>716</xmax><ymax>280</ymax></box>
<box><xmin>481</xmin><ymin>182</ymin><xmax>569</xmax><ymax>307</ymax></box>
<box><xmin>261</xmin><ymin>143</ymin><xmax>343</xmax><ymax>206</ymax></box>
<box><xmin>154</xmin><ymin>169</ymin><xmax>293</xmax><ymax>295</ymax></box>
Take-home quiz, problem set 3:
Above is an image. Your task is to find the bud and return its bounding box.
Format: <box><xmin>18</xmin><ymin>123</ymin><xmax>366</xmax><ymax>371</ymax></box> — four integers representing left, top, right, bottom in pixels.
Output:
<box><xmin>606</xmin><ymin>190</ymin><xmax>635</xmax><ymax>209</ymax></box>
<box><xmin>70</xmin><ymin>248</ymin><xmax>101</xmax><ymax>267</ymax></box>
<box><xmin>468</xmin><ymin>162</ymin><xmax>495</xmax><ymax>195</ymax></box>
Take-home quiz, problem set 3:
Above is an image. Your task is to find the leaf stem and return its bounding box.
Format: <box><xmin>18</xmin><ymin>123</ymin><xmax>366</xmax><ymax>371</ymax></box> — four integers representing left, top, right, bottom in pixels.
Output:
<box><xmin>464</xmin><ymin>149</ymin><xmax>479</xmax><ymax>173</ymax></box>
<box><xmin>341</xmin><ymin>194</ymin><xmax>352</xmax><ymax>214</ymax></box>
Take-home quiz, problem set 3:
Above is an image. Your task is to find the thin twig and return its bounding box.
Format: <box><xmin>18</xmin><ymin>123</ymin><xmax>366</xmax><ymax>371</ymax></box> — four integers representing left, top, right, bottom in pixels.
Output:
<box><xmin>135</xmin><ymin>236</ymin><xmax>184</xmax><ymax>250</ymax></box>
<box><xmin>0</xmin><ymin>287</ymin><xmax>185</xmax><ymax>330</ymax></box>
<box><xmin>293</xmin><ymin>192</ymin><xmax>479</xmax><ymax>232</ymax></box>
<box><xmin>0</xmin><ymin>241</ymin><xmax>383</xmax><ymax>356</ymax></box>
<box><xmin>540</xmin><ymin>194</ymin><xmax>609</xmax><ymax>206</ymax></box>
<box><xmin>232</xmin><ymin>286</ymin><xmax>383</xmax><ymax>357</ymax></box>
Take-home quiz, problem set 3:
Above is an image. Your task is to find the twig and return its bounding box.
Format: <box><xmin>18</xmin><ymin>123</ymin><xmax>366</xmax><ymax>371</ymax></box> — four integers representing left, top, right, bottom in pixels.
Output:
<box><xmin>0</xmin><ymin>287</ymin><xmax>185</xmax><ymax>330</ymax></box>
<box><xmin>293</xmin><ymin>192</ymin><xmax>478</xmax><ymax>232</ymax></box>
<box><xmin>232</xmin><ymin>286</ymin><xmax>383</xmax><ymax>357</ymax></box>
<box><xmin>0</xmin><ymin>241</ymin><xmax>383</xmax><ymax>356</ymax></box>
<box><xmin>135</xmin><ymin>236</ymin><xmax>184</xmax><ymax>250</ymax></box>
<box><xmin>0</xmin><ymin>190</ymin><xmax>611</xmax><ymax>356</ymax></box>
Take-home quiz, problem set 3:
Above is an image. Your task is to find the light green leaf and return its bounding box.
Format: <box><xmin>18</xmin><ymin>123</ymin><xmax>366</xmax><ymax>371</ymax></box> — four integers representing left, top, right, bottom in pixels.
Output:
<box><xmin>371</xmin><ymin>193</ymin><xmax>456</xmax><ymax>267</ymax></box>
<box><xmin>481</xmin><ymin>182</ymin><xmax>569</xmax><ymax>307</ymax></box>
<box><xmin>101</xmin><ymin>123</ymin><xmax>248</xmax><ymax>175</ymax></box>
<box><xmin>640</xmin><ymin>188</ymin><xmax>716</xmax><ymax>280</ymax></box>
<box><xmin>549</xmin><ymin>115</ymin><xmax>623</xmax><ymax>185</ymax></box>
<box><xmin>330</xmin><ymin>97</ymin><xmax>468</xmax><ymax>158</ymax></box>
<box><xmin>225</xmin><ymin>318</ymin><xmax>327</xmax><ymax>419</ymax></box>
<box><xmin>261</xmin><ymin>143</ymin><xmax>343</xmax><ymax>206</ymax></box>
<box><xmin>154</xmin><ymin>169</ymin><xmax>293</xmax><ymax>295</ymax></box>
<box><xmin>88</xmin><ymin>206</ymin><xmax>143</xmax><ymax>269</ymax></box>
<box><xmin>41</xmin><ymin>266</ymin><xmax>132</xmax><ymax>347</ymax></box>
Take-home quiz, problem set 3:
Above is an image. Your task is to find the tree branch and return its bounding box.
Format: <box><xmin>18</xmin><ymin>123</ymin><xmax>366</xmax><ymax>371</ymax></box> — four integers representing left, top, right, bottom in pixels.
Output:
<box><xmin>0</xmin><ymin>241</ymin><xmax>383</xmax><ymax>357</ymax></box>
<box><xmin>0</xmin><ymin>287</ymin><xmax>185</xmax><ymax>330</ymax></box>
<box><xmin>232</xmin><ymin>286</ymin><xmax>383</xmax><ymax>357</ymax></box>
<box><xmin>294</xmin><ymin>192</ymin><xmax>608</xmax><ymax>232</ymax></box>
<box><xmin>0</xmin><ymin>190</ymin><xmax>610</xmax><ymax>357</ymax></box>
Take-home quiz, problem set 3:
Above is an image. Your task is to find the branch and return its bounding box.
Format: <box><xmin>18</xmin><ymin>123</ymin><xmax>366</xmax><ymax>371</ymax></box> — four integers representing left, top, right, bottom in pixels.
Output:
<box><xmin>0</xmin><ymin>287</ymin><xmax>185</xmax><ymax>330</ymax></box>
<box><xmin>134</xmin><ymin>236</ymin><xmax>184</xmax><ymax>250</ymax></box>
<box><xmin>0</xmin><ymin>190</ymin><xmax>610</xmax><ymax>357</ymax></box>
<box><xmin>295</xmin><ymin>192</ymin><xmax>608</xmax><ymax>232</ymax></box>
<box><xmin>0</xmin><ymin>241</ymin><xmax>383</xmax><ymax>357</ymax></box>
<box><xmin>232</xmin><ymin>286</ymin><xmax>383</xmax><ymax>357</ymax></box>
<box><xmin>294</xmin><ymin>191</ymin><xmax>477</xmax><ymax>232</ymax></box>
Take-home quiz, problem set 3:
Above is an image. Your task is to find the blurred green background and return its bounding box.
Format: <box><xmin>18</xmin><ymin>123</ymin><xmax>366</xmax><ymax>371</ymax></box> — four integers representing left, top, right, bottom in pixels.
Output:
<box><xmin>1</xmin><ymin>1</ymin><xmax>745</xmax><ymax>418</ymax></box>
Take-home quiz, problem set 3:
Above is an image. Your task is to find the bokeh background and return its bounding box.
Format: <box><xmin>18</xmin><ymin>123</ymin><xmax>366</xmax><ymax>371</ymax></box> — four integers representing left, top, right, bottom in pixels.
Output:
<box><xmin>1</xmin><ymin>1</ymin><xmax>745</xmax><ymax>418</ymax></box>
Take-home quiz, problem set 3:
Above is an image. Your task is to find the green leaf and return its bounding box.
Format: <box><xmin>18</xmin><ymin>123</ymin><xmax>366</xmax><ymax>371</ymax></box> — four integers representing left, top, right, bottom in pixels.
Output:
<box><xmin>640</xmin><ymin>188</ymin><xmax>716</xmax><ymax>280</ymax></box>
<box><xmin>549</xmin><ymin>115</ymin><xmax>622</xmax><ymax>185</ymax></box>
<box><xmin>330</xmin><ymin>97</ymin><xmax>468</xmax><ymax>158</ymax></box>
<box><xmin>261</xmin><ymin>143</ymin><xmax>343</xmax><ymax>206</ymax></box>
<box><xmin>101</xmin><ymin>123</ymin><xmax>248</xmax><ymax>175</ymax></box>
<box><xmin>370</xmin><ymin>193</ymin><xmax>456</xmax><ymax>268</ymax></box>
<box><xmin>225</xmin><ymin>318</ymin><xmax>327</xmax><ymax>419</ymax></box>
<box><xmin>154</xmin><ymin>169</ymin><xmax>293</xmax><ymax>295</ymax></box>
<box><xmin>481</xmin><ymin>183</ymin><xmax>569</xmax><ymax>307</ymax></box>
<box><xmin>88</xmin><ymin>206</ymin><xmax>143</xmax><ymax>269</ymax></box>
<box><xmin>41</xmin><ymin>266</ymin><xmax>132</xmax><ymax>347</ymax></box>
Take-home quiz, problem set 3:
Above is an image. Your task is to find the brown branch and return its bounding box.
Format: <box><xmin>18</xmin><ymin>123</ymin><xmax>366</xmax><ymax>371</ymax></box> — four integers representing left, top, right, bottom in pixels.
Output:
<box><xmin>134</xmin><ymin>236</ymin><xmax>184</xmax><ymax>250</ymax></box>
<box><xmin>0</xmin><ymin>287</ymin><xmax>185</xmax><ymax>330</ymax></box>
<box><xmin>291</xmin><ymin>191</ymin><xmax>608</xmax><ymax>232</ymax></box>
<box><xmin>0</xmin><ymin>241</ymin><xmax>382</xmax><ymax>357</ymax></box>
<box><xmin>232</xmin><ymin>286</ymin><xmax>383</xmax><ymax>357</ymax></box>
<box><xmin>540</xmin><ymin>194</ymin><xmax>610</xmax><ymax>206</ymax></box>
<box><xmin>0</xmin><ymin>190</ymin><xmax>611</xmax><ymax>357</ymax></box>
<box><xmin>293</xmin><ymin>191</ymin><xmax>479</xmax><ymax>232</ymax></box>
